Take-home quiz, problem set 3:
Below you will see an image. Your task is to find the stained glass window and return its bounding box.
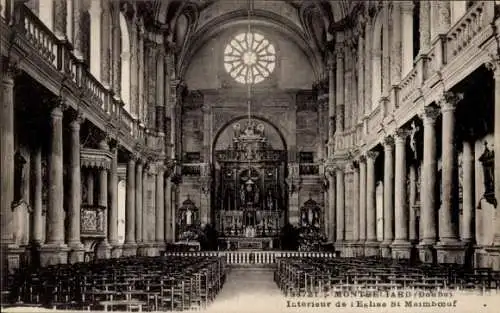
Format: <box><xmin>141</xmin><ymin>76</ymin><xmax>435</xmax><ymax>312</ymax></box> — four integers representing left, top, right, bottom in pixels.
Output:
<box><xmin>224</xmin><ymin>32</ymin><xmax>276</xmax><ymax>84</ymax></box>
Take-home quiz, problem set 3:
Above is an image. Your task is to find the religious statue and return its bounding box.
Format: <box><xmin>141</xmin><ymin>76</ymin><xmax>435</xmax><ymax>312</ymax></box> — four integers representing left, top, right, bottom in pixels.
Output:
<box><xmin>301</xmin><ymin>211</ymin><xmax>308</xmax><ymax>226</ymax></box>
<box><xmin>240</xmin><ymin>185</ymin><xmax>246</xmax><ymax>204</ymax></box>
<box><xmin>410</xmin><ymin>121</ymin><xmax>419</xmax><ymax>160</ymax></box>
<box><xmin>253</xmin><ymin>184</ymin><xmax>260</xmax><ymax>204</ymax></box>
<box><xmin>233</xmin><ymin>123</ymin><xmax>241</xmax><ymax>138</ymax></box>
<box><xmin>266</xmin><ymin>189</ymin><xmax>274</xmax><ymax>210</ymax></box>
<box><xmin>186</xmin><ymin>208</ymin><xmax>193</xmax><ymax>225</ymax></box>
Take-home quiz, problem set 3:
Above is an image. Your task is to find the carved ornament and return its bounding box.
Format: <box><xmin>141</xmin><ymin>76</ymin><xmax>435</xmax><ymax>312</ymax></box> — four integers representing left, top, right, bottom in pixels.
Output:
<box><xmin>80</xmin><ymin>148</ymin><xmax>113</xmax><ymax>170</ymax></box>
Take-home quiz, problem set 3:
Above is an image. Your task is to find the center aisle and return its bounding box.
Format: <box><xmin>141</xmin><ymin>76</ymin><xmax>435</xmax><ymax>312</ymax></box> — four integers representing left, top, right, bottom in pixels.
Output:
<box><xmin>205</xmin><ymin>266</ymin><xmax>284</xmax><ymax>313</ymax></box>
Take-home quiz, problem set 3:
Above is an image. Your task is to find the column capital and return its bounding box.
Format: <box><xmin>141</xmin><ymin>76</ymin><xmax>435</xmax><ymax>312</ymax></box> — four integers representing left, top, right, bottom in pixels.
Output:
<box><xmin>437</xmin><ymin>91</ymin><xmax>463</xmax><ymax>112</ymax></box>
<box><xmin>68</xmin><ymin>110</ymin><xmax>85</xmax><ymax>128</ymax></box>
<box><xmin>400</xmin><ymin>1</ymin><xmax>414</xmax><ymax>14</ymax></box>
<box><xmin>49</xmin><ymin>97</ymin><xmax>68</xmax><ymax>117</ymax></box>
<box><xmin>358</xmin><ymin>155</ymin><xmax>367</xmax><ymax>163</ymax></box>
<box><xmin>1</xmin><ymin>57</ymin><xmax>21</xmax><ymax>80</ymax></box>
<box><xmin>383</xmin><ymin>135</ymin><xmax>395</xmax><ymax>149</ymax></box>
<box><xmin>395</xmin><ymin>128</ymin><xmax>412</xmax><ymax>143</ymax></box>
<box><xmin>366</xmin><ymin>150</ymin><xmax>379</xmax><ymax>161</ymax></box>
<box><xmin>486</xmin><ymin>54</ymin><xmax>500</xmax><ymax>78</ymax></box>
<box><xmin>421</xmin><ymin>105</ymin><xmax>441</xmax><ymax>124</ymax></box>
<box><xmin>325</xmin><ymin>164</ymin><xmax>337</xmax><ymax>177</ymax></box>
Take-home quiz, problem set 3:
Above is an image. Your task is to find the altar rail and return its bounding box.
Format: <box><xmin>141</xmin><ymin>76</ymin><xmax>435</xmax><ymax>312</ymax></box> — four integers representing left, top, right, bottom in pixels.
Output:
<box><xmin>163</xmin><ymin>251</ymin><xmax>335</xmax><ymax>266</ymax></box>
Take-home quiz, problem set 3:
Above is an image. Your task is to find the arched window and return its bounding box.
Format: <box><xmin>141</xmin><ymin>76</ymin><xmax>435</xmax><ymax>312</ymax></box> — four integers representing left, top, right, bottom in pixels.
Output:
<box><xmin>119</xmin><ymin>12</ymin><xmax>131</xmax><ymax>112</ymax></box>
<box><xmin>371</xmin><ymin>12</ymin><xmax>383</xmax><ymax>107</ymax></box>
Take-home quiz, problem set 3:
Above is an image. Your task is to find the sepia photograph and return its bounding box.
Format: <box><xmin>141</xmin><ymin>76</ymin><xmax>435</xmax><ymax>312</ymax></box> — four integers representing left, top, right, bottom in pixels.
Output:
<box><xmin>1</xmin><ymin>0</ymin><xmax>500</xmax><ymax>312</ymax></box>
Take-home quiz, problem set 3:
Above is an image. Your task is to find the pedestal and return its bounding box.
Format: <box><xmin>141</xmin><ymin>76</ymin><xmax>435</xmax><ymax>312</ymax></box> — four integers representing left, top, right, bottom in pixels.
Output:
<box><xmin>391</xmin><ymin>241</ymin><xmax>413</xmax><ymax>260</ymax></box>
<box><xmin>39</xmin><ymin>244</ymin><xmax>69</xmax><ymax>267</ymax></box>
<box><xmin>96</xmin><ymin>241</ymin><xmax>111</xmax><ymax>259</ymax></box>
<box><xmin>380</xmin><ymin>241</ymin><xmax>392</xmax><ymax>258</ymax></box>
<box><xmin>484</xmin><ymin>246</ymin><xmax>500</xmax><ymax>270</ymax></box>
<box><xmin>68</xmin><ymin>243</ymin><xmax>85</xmax><ymax>264</ymax></box>
<box><xmin>334</xmin><ymin>242</ymin><xmax>344</xmax><ymax>257</ymax></box>
<box><xmin>3</xmin><ymin>244</ymin><xmax>24</xmax><ymax>273</ymax></box>
<box><xmin>418</xmin><ymin>241</ymin><xmax>436</xmax><ymax>263</ymax></box>
<box><xmin>138</xmin><ymin>243</ymin><xmax>158</xmax><ymax>256</ymax></box>
<box><xmin>364</xmin><ymin>241</ymin><xmax>379</xmax><ymax>257</ymax></box>
<box><xmin>111</xmin><ymin>244</ymin><xmax>123</xmax><ymax>258</ymax></box>
<box><xmin>436</xmin><ymin>241</ymin><xmax>466</xmax><ymax>264</ymax></box>
<box><xmin>122</xmin><ymin>243</ymin><xmax>138</xmax><ymax>257</ymax></box>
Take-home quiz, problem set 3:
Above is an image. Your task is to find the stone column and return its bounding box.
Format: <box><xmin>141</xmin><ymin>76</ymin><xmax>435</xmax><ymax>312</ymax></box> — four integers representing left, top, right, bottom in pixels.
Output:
<box><xmin>357</xmin><ymin>34</ymin><xmax>365</xmax><ymax>122</ymax></box>
<box><xmin>108</xmin><ymin>142</ymin><xmax>120</xmax><ymax>257</ymax></box>
<box><xmin>335</xmin><ymin>39</ymin><xmax>345</xmax><ymax>133</ymax></box>
<box><xmin>358</xmin><ymin>156</ymin><xmax>367</xmax><ymax>255</ymax></box>
<box><xmin>164</xmin><ymin>171</ymin><xmax>173</xmax><ymax>242</ymax></box>
<box><xmin>40</xmin><ymin>99</ymin><xmax>68</xmax><ymax>266</ymax></box>
<box><xmin>487</xmin><ymin>60</ymin><xmax>500</xmax><ymax>253</ymax></box>
<box><xmin>436</xmin><ymin>92</ymin><xmax>465</xmax><ymax>263</ymax></box>
<box><xmin>401</xmin><ymin>1</ymin><xmax>414</xmax><ymax>77</ymax></box>
<box><xmin>351</xmin><ymin>161</ymin><xmax>360</xmax><ymax>254</ymax></box>
<box><xmin>335</xmin><ymin>168</ymin><xmax>345</xmax><ymax>249</ymax></box>
<box><xmin>418</xmin><ymin>105</ymin><xmax>440</xmax><ymax>263</ymax></box>
<box><xmin>326</xmin><ymin>166</ymin><xmax>336</xmax><ymax>243</ymax></box>
<box><xmin>408</xmin><ymin>164</ymin><xmax>418</xmax><ymax>244</ymax></box>
<box><xmin>111</xmin><ymin>1</ymin><xmax>121</xmax><ymax>99</ymax></box>
<box><xmin>1</xmin><ymin>60</ymin><xmax>22</xmax><ymax>272</ymax></box>
<box><xmin>89</xmin><ymin>0</ymin><xmax>102</xmax><ymax>79</ymax></box>
<box><xmin>155</xmin><ymin>165</ymin><xmax>165</xmax><ymax>248</ymax></box>
<box><xmin>391</xmin><ymin>1</ymin><xmax>402</xmax><ymax>85</ymax></box>
<box><xmin>365</xmin><ymin>151</ymin><xmax>379</xmax><ymax>256</ymax></box>
<box><xmin>142</xmin><ymin>168</ymin><xmax>152</xmax><ymax>252</ymax></box>
<box><xmin>392</xmin><ymin>129</ymin><xmax>412</xmax><ymax>259</ymax></box>
<box><xmin>382</xmin><ymin>5</ymin><xmax>391</xmax><ymax>97</ymax></box>
<box><xmin>135</xmin><ymin>161</ymin><xmax>143</xmax><ymax>248</ymax></box>
<box><xmin>327</xmin><ymin>55</ymin><xmax>336</xmax><ymax>157</ymax></box>
<box><xmin>67</xmin><ymin>113</ymin><xmax>84</xmax><ymax>263</ymax></box>
<box><xmin>381</xmin><ymin>136</ymin><xmax>394</xmax><ymax>258</ymax></box>
<box><xmin>122</xmin><ymin>156</ymin><xmax>137</xmax><ymax>256</ymax></box>
<box><xmin>436</xmin><ymin>2</ymin><xmax>451</xmax><ymax>36</ymax></box>
<box><xmin>72</xmin><ymin>0</ymin><xmax>83</xmax><ymax>59</ymax></box>
<box><xmin>96</xmin><ymin>139</ymin><xmax>111</xmax><ymax>259</ymax></box>
<box><xmin>461</xmin><ymin>140</ymin><xmax>475</xmax><ymax>245</ymax></box>
<box><xmin>53</xmin><ymin>0</ymin><xmax>67</xmax><ymax>40</ymax></box>
<box><xmin>419</xmin><ymin>1</ymin><xmax>431</xmax><ymax>53</ymax></box>
<box><xmin>156</xmin><ymin>52</ymin><xmax>165</xmax><ymax>134</ymax></box>
<box><xmin>364</xmin><ymin>20</ymin><xmax>372</xmax><ymax>117</ymax></box>
<box><xmin>31</xmin><ymin>145</ymin><xmax>43</xmax><ymax>246</ymax></box>
<box><xmin>100</xmin><ymin>0</ymin><xmax>110</xmax><ymax>88</ymax></box>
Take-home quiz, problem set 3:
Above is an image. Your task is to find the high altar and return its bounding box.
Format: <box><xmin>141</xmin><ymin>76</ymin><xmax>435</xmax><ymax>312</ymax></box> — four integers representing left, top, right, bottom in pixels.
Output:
<box><xmin>214</xmin><ymin>120</ymin><xmax>286</xmax><ymax>250</ymax></box>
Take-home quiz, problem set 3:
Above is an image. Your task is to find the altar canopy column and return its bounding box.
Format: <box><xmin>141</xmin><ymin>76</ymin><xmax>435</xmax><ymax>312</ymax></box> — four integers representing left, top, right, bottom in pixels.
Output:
<box><xmin>392</xmin><ymin>129</ymin><xmax>412</xmax><ymax>259</ymax></box>
<box><xmin>381</xmin><ymin>136</ymin><xmax>394</xmax><ymax>258</ymax></box>
<box><xmin>335</xmin><ymin>168</ymin><xmax>345</xmax><ymax>248</ymax></box>
<box><xmin>408</xmin><ymin>164</ymin><xmax>418</xmax><ymax>244</ymax></box>
<box><xmin>40</xmin><ymin>99</ymin><xmax>68</xmax><ymax>266</ymax></box>
<box><xmin>418</xmin><ymin>106</ymin><xmax>440</xmax><ymax>263</ymax></box>
<box><xmin>31</xmin><ymin>145</ymin><xmax>43</xmax><ymax>246</ymax></box>
<box><xmin>436</xmin><ymin>92</ymin><xmax>465</xmax><ymax>264</ymax></box>
<box><xmin>365</xmin><ymin>151</ymin><xmax>379</xmax><ymax>256</ymax></box>
<box><xmin>67</xmin><ymin>113</ymin><xmax>84</xmax><ymax>263</ymax></box>
<box><xmin>123</xmin><ymin>156</ymin><xmax>136</xmax><ymax>256</ymax></box>
<box><xmin>155</xmin><ymin>165</ymin><xmax>165</xmax><ymax>246</ymax></box>
<box><xmin>96</xmin><ymin>139</ymin><xmax>111</xmax><ymax>259</ymax></box>
<box><xmin>358</xmin><ymin>156</ymin><xmax>367</xmax><ymax>255</ymax></box>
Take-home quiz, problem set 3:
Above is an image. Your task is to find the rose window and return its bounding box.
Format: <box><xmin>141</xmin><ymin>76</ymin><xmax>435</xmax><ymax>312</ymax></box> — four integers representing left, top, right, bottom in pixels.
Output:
<box><xmin>224</xmin><ymin>32</ymin><xmax>276</xmax><ymax>84</ymax></box>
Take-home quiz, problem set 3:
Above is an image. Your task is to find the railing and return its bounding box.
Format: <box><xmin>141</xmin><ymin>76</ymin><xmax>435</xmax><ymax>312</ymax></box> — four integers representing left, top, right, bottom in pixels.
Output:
<box><xmin>446</xmin><ymin>1</ymin><xmax>494</xmax><ymax>63</ymax></box>
<box><xmin>398</xmin><ymin>66</ymin><xmax>420</xmax><ymax>105</ymax></box>
<box><xmin>163</xmin><ymin>251</ymin><xmax>336</xmax><ymax>265</ymax></box>
<box><xmin>13</xmin><ymin>4</ymin><xmax>142</xmax><ymax>142</ymax></box>
<box><xmin>299</xmin><ymin>163</ymin><xmax>319</xmax><ymax>175</ymax></box>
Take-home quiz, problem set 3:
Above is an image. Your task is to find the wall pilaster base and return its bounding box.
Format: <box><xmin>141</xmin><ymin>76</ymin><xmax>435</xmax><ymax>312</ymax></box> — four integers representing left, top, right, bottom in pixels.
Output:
<box><xmin>483</xmin><ymin>246</ymin><xmax>500</xmax><ymax>270</ymax></box>
<box><xmin>68</xmin><ymin>243</ymin><xmax>85</xmax><ymax>264</ymax></box>
<box><xmin>3</xmin><ymin>244</ymin><xmax>24</xmax><ymax>273</ymax></box>
<box><xmin>380</xmin><ymin>241</ymin><xmax>393</xmax><ymax>258</ymax></box>
<box><xmin>334</xmin><ymin>242</ymin><xmax>344</xmax><ymax>256</ymax></box>
<box><xmin>343</xmin><ymin>242</ymin><xmax>355</xmax><ymax>257</ymax></box>
<box><xmin>111</xmin><ymin>244</ymin><xmax>123</xmax><ymax>258</ymax></box>
<box><xmin>418</xmin><ymin>241</ymin><xmax>436</xmax><ymax>263</ymax></box>
<box><xmin>96</xmin><ymin>241</ymin><xmax>111</xmax><ymax>259</ymax></box>
<box><xmin>364</xmin><ymin>241</ymin><xmax>379</xmax><ymax>257</ymax></box>
<box><xmin>391</xmin><ymin>241</ymin><xmax>413</xmax><ymax>260</ymax></box>
<box><xmin>436</xmin><ymin>241</ymin><xmax>466</xmax><ymax>264</ymax></box>
<box><xmin>122</xmin><ymin>243</ymin><xmax>138</xmax><ymax>257</ymax></box>
<box><xmin>39</xmin><ymin>243</ymin><xmax>69</xmax><ymax>267</ymax></box>
<box><xmin>138</xmin><ymin>243</ymin><xmax>158</xmax><ymax>256</ymax></box>
<box><xmin>353</xmin><ymin>242</ymin><xmax>365</xmax><ymax>257</ymax></box>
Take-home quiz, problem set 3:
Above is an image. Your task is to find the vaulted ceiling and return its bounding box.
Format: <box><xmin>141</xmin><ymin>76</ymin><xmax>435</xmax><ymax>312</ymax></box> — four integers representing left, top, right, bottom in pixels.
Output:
<box><xmin>136</xmin><ymin>0</ymin><xmax>356</xmax><ymax>78</ymax></box>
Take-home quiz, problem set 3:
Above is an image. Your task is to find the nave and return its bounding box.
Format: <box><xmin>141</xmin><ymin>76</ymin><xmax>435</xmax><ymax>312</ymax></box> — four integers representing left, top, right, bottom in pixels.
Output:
<box><xmin>4</xmin><ymin>255</ymin><xmax>500</xmax><ymax>312</ymax></box>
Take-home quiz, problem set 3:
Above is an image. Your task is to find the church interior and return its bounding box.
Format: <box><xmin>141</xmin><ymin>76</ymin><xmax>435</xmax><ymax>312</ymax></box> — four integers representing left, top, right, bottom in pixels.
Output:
<box><xmin>2</xmin><ymin>0</ymin><xmax>500</xmax><ymax>311</ymax></box>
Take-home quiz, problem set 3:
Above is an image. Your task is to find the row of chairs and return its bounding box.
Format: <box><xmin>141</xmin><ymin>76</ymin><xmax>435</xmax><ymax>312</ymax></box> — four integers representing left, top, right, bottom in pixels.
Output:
<box><xmin>6</xmin><ymin>256</ymin><xmax>226</xmax><ymax>311</ymax></box>
<box><xmin>274</xmin><ymin>257</ymin><xmax>500</xmax><ymax>297</ymax></box>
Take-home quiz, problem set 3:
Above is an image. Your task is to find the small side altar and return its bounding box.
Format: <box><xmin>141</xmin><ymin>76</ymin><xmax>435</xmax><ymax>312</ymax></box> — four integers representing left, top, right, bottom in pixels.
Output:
<box><xmin>219</xmin><ymin>236</ymin><xmax>276</xmax><ymax>250</ymax></box>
